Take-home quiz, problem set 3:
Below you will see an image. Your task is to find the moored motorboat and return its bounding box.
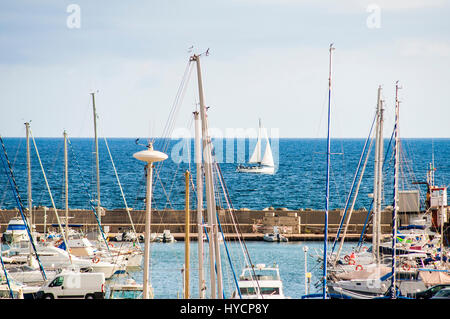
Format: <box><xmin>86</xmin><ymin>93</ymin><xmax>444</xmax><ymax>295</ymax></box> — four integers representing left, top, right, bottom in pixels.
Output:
<box><xmin>232</xmin><ymin>263</ymin><xmax>288</xmax><ymax>299</ymax></box>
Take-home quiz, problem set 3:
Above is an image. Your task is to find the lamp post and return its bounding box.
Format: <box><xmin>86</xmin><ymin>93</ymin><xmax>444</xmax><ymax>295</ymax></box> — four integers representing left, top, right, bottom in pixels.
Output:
<box><xmin>133</xmin><ymin>143</ymin><xmax>167</xmax><ymax>299</ymax></box>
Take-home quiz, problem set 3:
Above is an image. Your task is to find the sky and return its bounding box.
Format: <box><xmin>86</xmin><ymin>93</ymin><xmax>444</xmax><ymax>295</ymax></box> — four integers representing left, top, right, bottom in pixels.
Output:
<box><xmin>0</xmin><ymin>0</ymin><xmax>449</xmax><ymax>138</ymax></box>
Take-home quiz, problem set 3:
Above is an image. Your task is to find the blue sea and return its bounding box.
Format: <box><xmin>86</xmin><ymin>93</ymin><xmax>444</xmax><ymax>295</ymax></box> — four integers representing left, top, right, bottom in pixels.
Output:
<box><xmin>0</xmin><ymin>137</ymin><xmax>448</xmax><ymax>212</ymax></box>
<box><xmin>0</xmin><ymin>137</ymin><xmax>448</xmax><ymax>298</ymax></box>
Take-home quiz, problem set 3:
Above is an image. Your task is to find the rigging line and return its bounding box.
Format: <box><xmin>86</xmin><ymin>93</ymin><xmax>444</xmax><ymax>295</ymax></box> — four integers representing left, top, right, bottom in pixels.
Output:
<box><xmin>158</xmin><ymin>61</ymin><xmax>193</xmax><ymax>148</ymax></box>
<box><xmin>333</xmin><ymin>126</ymin><xmax>375</xmax><ymax>262</ymax></box>
<box><xmin>212</xmin><ymin>164</ymin><xmax>246</xmax><ymax>270</ymax></box>
<box><xmin>331</xmin><ymin>112</ymin><xmax>376</xmax><ymax>253</ymax></box>
<box><xmin>29</xmin><ymin>127</ymin><xmax>74</xmax><ymax>267</ymax></box>
<box><xmin>154</xmin><ymin>61</ymin><xmax>194</xmax><ymax>171</ymax></box>
<box><xmin>36</xmin><ymin>140</ymin><xmax>63</xmax><ymax>209</ymax></box>
<box><xmin>152</xmin><ymin>165</ymin><xmax>174</xmax><ymax>210</ymax></box>
<box><xmin>66</xmin><ymin>137</ymin><xmax>112</xmax><ymax>256</ymax></box>
<box><xmin>150</xmin><ymin>62</ymin><xmax>194</xmax><ymax>210</ymax></box>
<box><xmin>0</xmin><ymin>136</ymin><xmax>22</xmax><ymax>212</ymax></box>
<box><xmin>0</xmin><ymin>137</ymin><xmax>26</xmax><ymax>210</ymax></box>
<box><xmin>163</xmin><ymin>116</ymin><xmax>194</xmax><ymax>210</ymax></box>
<box><xmin>0</xmin><ymin>136</ymin><xmax>47</xmax><ymax>281</ymax></box>
<box><xmin>213</xmin><ymin>162</ymin><xmax>262</xmax><ymax>296</ymax></box>
<box><xmin>153</xmin><ymin>62</ymin><xmax>194</xmax><ymax>189</ymax></box>
<box><xmin>0</xmin><ymin>244</ymin><xmax>14</xmax><ymax>298</ymax></box>
<box><xmin>102</xmin><ymin>136</ymin><xmax>142</xmax><ymax>251</ymax></box>
<box><xmin>356</xmin><ymin>126</ymin><xmax>395</xmax><ymax>249</ymax></box>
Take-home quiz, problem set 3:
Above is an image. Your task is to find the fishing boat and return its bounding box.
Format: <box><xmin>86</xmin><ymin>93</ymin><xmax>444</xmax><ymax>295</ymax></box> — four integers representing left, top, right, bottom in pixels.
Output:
<box><xmin>236</xmin><ymin>119</ymin><xmax>275</xmax><ymax>174</ymax></box>
<box><xmin>231</xmin><ymin>263</ymin><xmax>287</xmax><ymax>299</ymax></box>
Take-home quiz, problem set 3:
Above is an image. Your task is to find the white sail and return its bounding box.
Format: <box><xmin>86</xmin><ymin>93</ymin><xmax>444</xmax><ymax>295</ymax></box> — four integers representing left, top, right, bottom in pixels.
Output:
<box><xmin>249</xmin><ymin>123</ymin><xmax>262</xmax><ymax>163</ymax></box>
<box><xmin>261</xmin><ymin>128</ymin><xmax>274</xmax><ymax>167</ymax></box>
<box><xmin>249</xmin><ymin>138</ymin><xmax>261</xmax><ymax>163</ymax></box>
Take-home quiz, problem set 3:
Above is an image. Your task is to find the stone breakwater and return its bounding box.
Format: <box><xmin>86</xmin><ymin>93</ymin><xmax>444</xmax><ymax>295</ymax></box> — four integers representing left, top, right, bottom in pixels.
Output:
<box><xmin>0</xmin><ymin>207</ymin><xmax>420</xmax><ymax>241</ymax></box>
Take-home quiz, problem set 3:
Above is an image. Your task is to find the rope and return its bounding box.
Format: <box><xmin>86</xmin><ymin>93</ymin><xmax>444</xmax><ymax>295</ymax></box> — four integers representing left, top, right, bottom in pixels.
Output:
<box><xmin>0</xmin><ymin>136</ymin><xmax>47</xmax><ymax>281</ymax></box>
<box><xmin>103</xmin><ymin>137</ymin><xmax>142</xmax><ymax>251</ymax></box>
<box><xmin>66</xmin><ymin>137</ymin><xmax>112</xmax><ymax>256</ymax></box>
<box><xmin>29</xmin><ymin>128</ymin><xmax>74</xmax><ymax>267</ymax></box>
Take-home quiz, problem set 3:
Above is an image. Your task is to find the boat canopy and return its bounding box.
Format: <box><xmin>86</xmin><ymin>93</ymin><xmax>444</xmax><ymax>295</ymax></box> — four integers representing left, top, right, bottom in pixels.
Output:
<box><xmin>419</xmin><ymin>271</ymin><xmax>450</xmax><ymax>287</ymax></box>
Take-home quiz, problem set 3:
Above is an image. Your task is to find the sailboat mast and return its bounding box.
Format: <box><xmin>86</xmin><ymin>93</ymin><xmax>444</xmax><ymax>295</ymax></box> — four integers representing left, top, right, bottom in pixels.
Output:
<box><xmin>25</xmin><ymin>122</ymin><xmax>33</xmax><ymax>240</ymax></box>
<box><xmin>64</xmin><ymin>131</ymin><xmax>69</xmax><ymax>238</ymax></box>
<box><xmin>194</xmin><ymin>111</ymin><xmax>206</xmax><ymax>298</ymax></box>
<box><xmin>91</xmin><ymin>92</ymin><xmax>102</xmax><ymax>225</ymax></box>
<box><xmin>192</xmin><ymin>53</ymin><xmax>224</xmax><ymax>299</ymax></box>
<box><xmin>184</xmin><ymin>170</ymin><xmax>190</xmax><ymax>299</ymax></box>
<box><xmin>391</xmin><ymin>81</ymin><xmax>401</xmax><ymax>298</ymax></box>
<box><xmin>258</xmin><ymin>118</ymin><xmax>262</xmax><ymax>164</ymax></box>
<box><xmin>323</xmin><ymin>43</ymin><xmax>334</xmax><ymax>299</ymax></box>
<box><xmin>373</xmin><ymin>86</ymin><xmax>384</xmax><ymax>263</ymax></box>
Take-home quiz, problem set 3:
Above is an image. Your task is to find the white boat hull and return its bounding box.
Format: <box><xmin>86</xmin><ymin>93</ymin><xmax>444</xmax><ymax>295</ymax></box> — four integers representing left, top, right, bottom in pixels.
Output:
<box><xmin>237</xmin><ymin>165</ymin><xmax>275</xmax><ymax>174</ymax></box>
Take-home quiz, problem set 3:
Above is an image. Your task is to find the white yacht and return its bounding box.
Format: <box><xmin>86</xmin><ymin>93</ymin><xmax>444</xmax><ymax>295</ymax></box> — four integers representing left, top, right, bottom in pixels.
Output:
<box><xmin>61</xmin><ymin>232</ymin><xmax>143</xmax><ymax>270</ymax></box>
<box><xmin>2</xmin><ymin>241</ymin><xmax>123</xmax><ymax>279</ymax></box>
<box><xmin>2</xmin><ymin>218</ymin><xmax>28</xmax><ymax>244</ymax></box>
<box><xmin>0</xmin><ymin>264</ymin><xmax>57</xmax><ymax>285</ymax></box>
<box><xmin>231</xmin><ymin>263</ymin><xmax>287</xmax><ymax>299</ymax></box>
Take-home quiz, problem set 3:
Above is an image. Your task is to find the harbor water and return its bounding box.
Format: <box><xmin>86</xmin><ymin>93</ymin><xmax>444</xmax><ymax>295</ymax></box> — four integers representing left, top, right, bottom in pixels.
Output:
<box><xmin>121</xmin><ymin>241</ymin><xmax>357</xmax><ymax>299</ymax></box>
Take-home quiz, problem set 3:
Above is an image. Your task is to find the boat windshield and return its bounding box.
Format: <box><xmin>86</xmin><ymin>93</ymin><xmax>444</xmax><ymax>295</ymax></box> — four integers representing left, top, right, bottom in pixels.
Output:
<box><xmin>240</xmin><ymin>269</ymin><xmax>280</xmax><ymax>281</ymax></box>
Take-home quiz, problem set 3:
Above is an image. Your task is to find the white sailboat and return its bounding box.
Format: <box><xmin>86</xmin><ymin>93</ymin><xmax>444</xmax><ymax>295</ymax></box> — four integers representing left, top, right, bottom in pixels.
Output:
<box><xmin>237</xmin><ymin>119</ymin><xmax>275</xmax><ymax>174</ymax></box>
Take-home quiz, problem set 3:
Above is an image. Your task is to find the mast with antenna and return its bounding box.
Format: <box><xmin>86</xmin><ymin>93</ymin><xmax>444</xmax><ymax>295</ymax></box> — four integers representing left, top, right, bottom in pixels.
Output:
<box><xmin>91</xmin><ymin>91</ymin><xmax>102</xmax><ymax>226</ymax></box>
<box><xmin>191</xmin><ymin>51</ymin><xmax>224</xmax><ymax>299</ymax></box>
<box><xmin>323</xmin><ymin>43</ymin><xmax>334</xmax><ymax>299</ymax></box>
<box><xmin>391</xmin><ymin>81</ymin><xmax>401</xmax><ymax>299</ymax></box>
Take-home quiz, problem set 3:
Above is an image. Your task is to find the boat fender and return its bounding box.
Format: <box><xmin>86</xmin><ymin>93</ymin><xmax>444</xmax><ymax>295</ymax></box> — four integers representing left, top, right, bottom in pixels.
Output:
<box><xmin>92</xmin><ymin>256</ymin><xmax>100</xmax><ymax>264</ymax></box>
<box><xmin>348</xmin><ymin>259</ymin><xmax>356</xmax><ymax>265</ymax></box>
<box><xmin>355</xmin><ymin>264</ymin><xmax>363</xmax><ymax>271</ymax></box>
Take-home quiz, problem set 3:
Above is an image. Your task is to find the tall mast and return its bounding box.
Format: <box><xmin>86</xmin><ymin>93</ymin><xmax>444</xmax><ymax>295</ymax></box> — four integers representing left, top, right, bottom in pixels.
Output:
<box><xmin>184</xmin><ymin>170</ymin><xmax>190</xmax><ymax>299</ymax></box>
<box><xmin>257</xmin><ymin>118</ymin><xmax>262</xmax><ymax>164</ymax></box>
<box><xmin>191</xmin><ymin>53</ymin><xmax>224</xmax><ymax>299</ymax></box>
<box><xmin>91</xmin><ymin>92</ymin><xmax>102</xmax><ymax>225</ymax></box>
<box><xmin>194</xmin><ymin>111</ymin><xmax>206</xmax><ymax>298</ymax></box>
<box><xmin>373</xmin><ymin>86</ymin><xmax>384</xmax><ymax>263</ymax></box>
<box><xmin>64</xmin><ymin>131</ymin><xmax>69</xmax><ymax>238</ymax></box>
<box><xmin>25</xmin><ymin>122</ymin><xmax>33</xmax><ymax>240</ymax></box>
<box><xmin>323</xmin><ymin>43</ymin><xmax>334</xmax><ymax>299</ymax></box>
<box><xmin>391</xmin><ymin>81</ymin><xmax>401</xmax><ymax>299</ymax></box>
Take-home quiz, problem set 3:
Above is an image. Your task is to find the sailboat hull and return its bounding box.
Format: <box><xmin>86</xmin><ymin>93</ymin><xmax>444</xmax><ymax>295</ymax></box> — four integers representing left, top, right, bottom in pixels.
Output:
<box><xmin>236</xmin><ymin>165</ymin><xmax>275</xmax><ymax>174</ymax></box>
